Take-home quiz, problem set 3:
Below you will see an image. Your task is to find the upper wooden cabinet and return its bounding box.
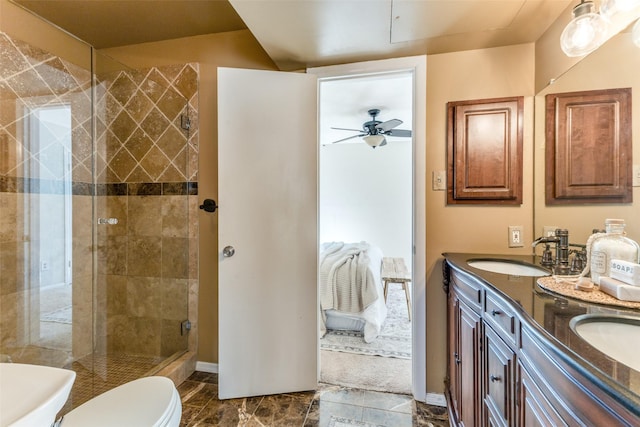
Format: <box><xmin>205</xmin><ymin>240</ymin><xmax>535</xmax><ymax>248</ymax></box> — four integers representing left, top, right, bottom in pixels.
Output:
<box><xmin>447</xmin><ymin>97</ymin><xmax>524</xmax><ymax>205</ymax></box>
<box><xmin>545</xmin><ymin>88</ymin><xmax>632</xmax><ymax>205</ymax></box>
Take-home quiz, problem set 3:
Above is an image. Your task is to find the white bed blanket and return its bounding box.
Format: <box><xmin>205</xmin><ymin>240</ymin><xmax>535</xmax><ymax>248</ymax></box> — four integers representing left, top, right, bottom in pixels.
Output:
<box><xmin>320</xmin><ymin>241</ymin><xmax>386</xmax><ymax>342</ymax></box>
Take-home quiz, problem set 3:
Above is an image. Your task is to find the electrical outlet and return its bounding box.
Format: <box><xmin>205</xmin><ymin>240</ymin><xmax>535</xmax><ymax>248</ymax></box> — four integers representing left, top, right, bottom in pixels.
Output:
<box><xmin>432</xmin><ymin>170</ymin><xmax>446</xmax><ymax>191</ymax></box>
<box><xmin>41</xmin><ymin>261</ymin><xmax>49</xmax><ymax>271</ymax></box>
<box><xmin>543</xmin><ymin>226</ymin><xmax>559</xmax><ymax>237</ymax></box>
<box><xmin>633</xmin><ymin>164</ymin><xmax>640</xmax><ymax>187</ymax></box>
<box><xmin>508</xmin><ymin>226</ymin><xmax>524</xmax><ymax>248</ymax></box>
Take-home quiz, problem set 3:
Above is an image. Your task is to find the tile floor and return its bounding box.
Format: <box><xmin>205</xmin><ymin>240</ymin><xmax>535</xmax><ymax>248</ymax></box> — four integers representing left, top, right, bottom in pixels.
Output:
<box><xmin>178</xmin><ymin>371</ymin><xmax>449</xmax><ymax>426</ymax></box>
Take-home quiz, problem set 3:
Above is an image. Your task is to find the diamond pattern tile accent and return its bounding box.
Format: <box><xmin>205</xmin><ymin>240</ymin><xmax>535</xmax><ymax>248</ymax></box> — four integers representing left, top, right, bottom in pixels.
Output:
<box><xmin>125</xmin><ymin>128</ymin><xmax>154</xmax><ymax>162</ymax></box>
<box><xmin>110</xmin><ymin>74</ymin><xmax>137</xmax><ymax>106</ymax></box>
<box><xmin>0</xmin><ymin>31</ymin><xmax>92</xmax><ymax>183</ymax></box>
<box><xmin>1</xmin><ymin>30</ymin><xmax>199</xmax><ymax>187</ymax></box>
<box><xmin>99</xmin><ymin>63</ymin><xmax>199</xmax><ymax>184</ymax></box>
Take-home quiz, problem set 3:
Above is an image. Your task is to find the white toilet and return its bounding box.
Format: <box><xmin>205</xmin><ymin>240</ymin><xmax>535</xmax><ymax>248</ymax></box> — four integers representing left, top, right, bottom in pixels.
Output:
<box><xmin>60</xmin><ymin>376</ymin><xmax>182</xmax><ymax>427</ymax></box>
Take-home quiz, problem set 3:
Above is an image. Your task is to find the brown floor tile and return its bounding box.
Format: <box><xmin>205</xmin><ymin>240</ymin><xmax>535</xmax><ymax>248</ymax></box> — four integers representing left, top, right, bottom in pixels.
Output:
<box><xmin>178</xmin><ymin>371</ymin><xmax>449</xmax><ymax>426</ymax></box>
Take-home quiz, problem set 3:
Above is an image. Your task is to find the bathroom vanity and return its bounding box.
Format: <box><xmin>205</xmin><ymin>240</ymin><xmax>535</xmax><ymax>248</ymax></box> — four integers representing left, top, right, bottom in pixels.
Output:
<box><xmin>443</xmin><ymin>253</ymin><xmax>640</xmax><ymax>426</ymax></box>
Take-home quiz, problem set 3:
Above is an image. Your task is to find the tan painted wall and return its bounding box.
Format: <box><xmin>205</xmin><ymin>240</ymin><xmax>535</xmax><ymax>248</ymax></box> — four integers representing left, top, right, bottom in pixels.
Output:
<box><xmin>0</xmin><ymin>0</ymin><xmax>90</xmax><ymax>69</ymax></box>
<box><xmin>106</xmin><ymin>39</ymin><xmax>538</xmax><ymax>393</ymax></box>
<box><xmin>101</xmin><ymin>31</ymin><xmax>277</xmax><ymax>364</ymax></box>
<box><xmin>425</xmin><ymin>43</ymin><xmax>536</xmax><ymax>392</ymax></box>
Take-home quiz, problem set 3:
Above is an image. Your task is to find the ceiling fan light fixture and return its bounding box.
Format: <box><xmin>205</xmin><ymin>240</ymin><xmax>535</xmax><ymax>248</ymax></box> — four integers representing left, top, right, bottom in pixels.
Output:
<box><xmin>363</xmin><ymin>134</ymin><xmax>386</xmax><ymax>148</ymax></box>
<box><xmin>560</xmin><ymin>0</ymin><xmax>608</xmax><ymax>57</ymax></box>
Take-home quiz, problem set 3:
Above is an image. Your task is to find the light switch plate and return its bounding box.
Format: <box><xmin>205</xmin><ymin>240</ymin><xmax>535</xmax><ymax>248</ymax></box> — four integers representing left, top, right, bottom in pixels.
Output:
<box><xmin>633</xmin><ymin>165</ymin><xmax>640</xmax><ymax>187</ymax></box>
<box><xmin>432</xmin><ymin>170</ymin><xmax>446</xmax><ymax>191</ymax></box>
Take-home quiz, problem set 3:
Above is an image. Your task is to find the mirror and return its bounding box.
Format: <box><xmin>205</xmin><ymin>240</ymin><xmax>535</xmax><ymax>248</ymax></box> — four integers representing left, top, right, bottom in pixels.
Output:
<box><xmin>534</xmin><ymin>23</ymin><xmax>640</xmax><ymax>247</ymax></box>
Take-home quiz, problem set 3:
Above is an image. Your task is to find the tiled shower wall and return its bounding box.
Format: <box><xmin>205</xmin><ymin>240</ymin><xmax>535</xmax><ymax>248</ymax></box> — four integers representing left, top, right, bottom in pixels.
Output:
<box><xmin>93</xmin><ymin>62</ymin><xmax>199</xmax><ymax>358</ymax></box>
<box><xmin>0</xmin><ymin>29</ymin><xmax>199</xmax><ymax>364</ymax></box>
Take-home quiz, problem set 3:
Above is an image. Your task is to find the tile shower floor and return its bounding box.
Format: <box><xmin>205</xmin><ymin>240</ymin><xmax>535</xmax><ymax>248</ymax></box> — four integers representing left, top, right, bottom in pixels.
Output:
<box><xmin>179</xmin><ymin>371</ymin><xmax>449</xmax><ymax>427</ymax></box>
<box><xmin>62</xmin><ymin>353</ymin><xmax>166</xmax><ymax>412</ymax></box>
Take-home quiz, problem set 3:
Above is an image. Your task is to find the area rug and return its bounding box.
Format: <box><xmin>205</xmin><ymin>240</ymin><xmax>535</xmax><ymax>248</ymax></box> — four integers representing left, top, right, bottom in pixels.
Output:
<box><xmin>41</xmin><ymin>305</ymin><xmax>72</xmax><ymax>324</ymax></box>
<box><xmin>320</xmin><ymin>350</ymin><xmax>412</xmax><ymax>395</ymax></box>
<box><xmin>321</xmin><ymin>286</ymin><xmax>411</xmax><ymax>359</ymax></box>
<box><xmin>328</xmin><ymin>416</ymin><xmax>384</xmax><ymax>427</ymax></box>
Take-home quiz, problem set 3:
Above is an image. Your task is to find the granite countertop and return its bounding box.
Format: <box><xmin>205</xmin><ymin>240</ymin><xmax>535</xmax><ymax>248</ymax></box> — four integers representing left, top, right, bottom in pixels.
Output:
<box><xmin>443</xmin><ymin>252</ymin><xmax>640</xmax><ymax>407</ymax></box>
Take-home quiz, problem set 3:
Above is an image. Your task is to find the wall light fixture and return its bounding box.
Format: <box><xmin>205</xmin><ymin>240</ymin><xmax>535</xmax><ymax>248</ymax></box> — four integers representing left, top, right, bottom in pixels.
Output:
<box><xmin>560</xmin><ymin>0</ymin><xmax>609</xmax><ymax>56</ymax></box>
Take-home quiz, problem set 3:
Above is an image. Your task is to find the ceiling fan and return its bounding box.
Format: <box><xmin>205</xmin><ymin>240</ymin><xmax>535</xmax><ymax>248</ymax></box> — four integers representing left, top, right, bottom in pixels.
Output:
<box><xmin>329</xmin><ymin>108</ymin><xmax>412</xmax><ymax>148</ymax></box>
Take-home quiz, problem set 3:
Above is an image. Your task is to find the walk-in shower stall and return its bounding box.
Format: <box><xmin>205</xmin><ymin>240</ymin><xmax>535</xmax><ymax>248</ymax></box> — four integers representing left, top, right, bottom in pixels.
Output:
<box><xmin>0</xmin><ymin>10</ymin><xmax>198</xmax><ymax>410</ymax></box>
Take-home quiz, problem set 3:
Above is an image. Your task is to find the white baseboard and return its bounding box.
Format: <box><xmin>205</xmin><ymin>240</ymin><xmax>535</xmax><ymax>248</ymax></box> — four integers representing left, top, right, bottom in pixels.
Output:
<box><xmin>195</xmin><ymin>361</ymin><xmax>218</xmax><ymax>373</ymax></box>
<box><xmin>425</xmin><ymin>392</ymin><xmax>447</xmax><ymax>407</ymax></box>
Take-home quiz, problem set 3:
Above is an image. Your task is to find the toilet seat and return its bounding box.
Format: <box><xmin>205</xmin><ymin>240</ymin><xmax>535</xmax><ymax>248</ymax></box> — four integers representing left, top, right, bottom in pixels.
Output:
<box><xmin>61</xmin><ymin>376</ymin><xmax>181</xmax><ymax>427</ymax></box>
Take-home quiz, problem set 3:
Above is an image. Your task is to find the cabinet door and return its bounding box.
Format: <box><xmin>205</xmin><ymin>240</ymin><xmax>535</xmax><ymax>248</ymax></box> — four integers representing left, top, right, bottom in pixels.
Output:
<box><xmin>448</xmin><ymin>292</ymin><xmax>462</xmax><ymax>422</ymax></box>
<box><xmin>484</xmin><ymin>326</ymin><xmax>516</xmax><ymax>427</ymax></box>
<box><xmin>518</xmin><ymin>362</ymin><xmax>567</xmax><ymax>427</ymax></box>
<box><xmin>458</xmin><ymin>299</ymin><xmax>483</xmax><ymax>427</ymax></box>
<box><xmin>545</xmin><ymin>88</ymin><xmax>632</xmax><ymax>204</ymax></box>
<box><xmin>447</xmin><ymin>97</ymin><xmax>523</xmax><ymax>205</ymax></box>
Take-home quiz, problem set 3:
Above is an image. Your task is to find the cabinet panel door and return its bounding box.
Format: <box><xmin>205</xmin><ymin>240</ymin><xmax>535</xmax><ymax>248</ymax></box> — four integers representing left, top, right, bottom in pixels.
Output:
<box><xmin>448</xmin><ymin>293</ymin><xmax>462</xmax><ymax>423</ymax></box>
<box><xmin>459</xmin><ymin>299</ymin><xmax>482</xmax><ymax>427</ymax></box>
<box><xmin>484</xmin><ymin>326</ymin><xmax>516</xmax><ymax>427</ymax></box>
<box><xmin>447</xmin><ymin>97</ymin><xmax>523</xmax><ymax>205</ymax></box>
<box><xmin>545</xmin><ymin>88</ymin><xmax>631</xmax><ymax>204</ymax></box>
<box><xmin>519</xmin><ymin>362</ymin><xmax>567</xmax><ymax>427</ymax></box>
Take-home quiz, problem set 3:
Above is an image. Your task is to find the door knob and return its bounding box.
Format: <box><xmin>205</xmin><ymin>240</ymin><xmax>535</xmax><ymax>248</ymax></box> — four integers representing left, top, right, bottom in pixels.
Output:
<box><xmin>199</xmin><ymin>199</ymin><xmax>218</xmax><ymax>213</ymax></box>
<box><xmin>223</xmin><ymin>246</ymin><xmax>235</xmax><ymax>257</ymax></box>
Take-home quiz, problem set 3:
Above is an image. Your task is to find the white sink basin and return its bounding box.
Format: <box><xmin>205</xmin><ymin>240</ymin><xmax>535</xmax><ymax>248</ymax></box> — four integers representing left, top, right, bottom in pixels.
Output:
<box><xmin>0</xmin><ymin>363</ymin><xmax>75</xmax><ymax>427</ymax></box>
<box><xmin>467</xmin><ymin>259</ymin><xmax>550</xmax><ymax>277</ymax></box>
<box><xmin>570</xmin><ymin>314</ymin><xmax>640</xmax><ymax>372</ymax></box>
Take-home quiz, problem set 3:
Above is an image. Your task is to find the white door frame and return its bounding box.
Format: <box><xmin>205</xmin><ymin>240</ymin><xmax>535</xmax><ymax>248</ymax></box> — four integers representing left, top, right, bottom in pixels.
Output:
<box><xmin>308</xmin><ymin>55</ymin><xmax>427</xmax><ymax>402</ymax></box>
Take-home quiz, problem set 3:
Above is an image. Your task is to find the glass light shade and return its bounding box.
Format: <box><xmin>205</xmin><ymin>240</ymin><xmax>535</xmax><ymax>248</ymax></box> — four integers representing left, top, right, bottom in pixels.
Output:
<box><xmin>363</xmin><ymin>134</ymin><xmax>385</xmax><ymax>147</ymax></box>
<box><xmin>601</xmin><ymin>0</ymin><xmax>640</xmax><ymax>19</ymax></box>
<box><xmin>560</xmin><ymin>7</ymin><xmax>609</xmax><ymax>57</ymax></box>
<box><xmin>633</xmin><ymin>18</ymin><xmax>640</xmax><ymax>47</ymax></box>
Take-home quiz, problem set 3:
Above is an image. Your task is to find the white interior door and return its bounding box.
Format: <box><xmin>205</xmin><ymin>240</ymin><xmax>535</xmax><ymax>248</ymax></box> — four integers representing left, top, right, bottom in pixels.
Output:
<box><xmin>217</xmin><ymin>67</ymin><xmax>318</xmax><ymax>399</ymax></box>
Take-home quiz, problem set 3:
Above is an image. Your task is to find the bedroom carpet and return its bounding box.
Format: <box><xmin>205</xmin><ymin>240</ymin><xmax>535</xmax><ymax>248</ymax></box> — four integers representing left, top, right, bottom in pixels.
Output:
<box><xmin>321</xmin><ymin>286</ymin><xmax>412</xmax><ymax>359</ymax></box>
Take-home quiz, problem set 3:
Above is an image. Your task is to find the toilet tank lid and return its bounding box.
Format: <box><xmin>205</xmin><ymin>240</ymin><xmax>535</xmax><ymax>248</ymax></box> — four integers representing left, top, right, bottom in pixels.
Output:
<box><xmin>61</xmin><ymin>376</ymin><xmax>180</xmax><ymax>427</ymax></box>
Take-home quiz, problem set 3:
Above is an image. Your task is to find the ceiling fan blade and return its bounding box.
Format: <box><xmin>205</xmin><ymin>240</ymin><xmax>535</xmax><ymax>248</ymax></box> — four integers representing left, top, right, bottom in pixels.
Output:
<box><xmin>331</xmin><ymin>127</ymin><xmax>364</xmax><ymax>132</ymax></box>
<box><xmin>328</xmin><ymin>133</ymin><xmax>367</xmax><ymax>144</ymax></box>
<box><xmin>385</xmin><ymin>128</ymin><xmax>412</xmax><ymax>137</ymax></box>
<box><xmin>375</xmin><ymin>118</ymin><xmax>402</xmax><ymax>132</ymax></box>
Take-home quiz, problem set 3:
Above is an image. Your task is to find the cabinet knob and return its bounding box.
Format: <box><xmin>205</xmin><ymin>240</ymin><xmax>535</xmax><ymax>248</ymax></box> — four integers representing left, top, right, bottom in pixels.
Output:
<box><xmin>491</xmin><ymin>309</ymin><xmax>502</xmax><ymax>316</ymax></box>
<box><xmin>490</xmin><ymin>374</ymin><xmax>501</xmax><ymax>382</ymax></box>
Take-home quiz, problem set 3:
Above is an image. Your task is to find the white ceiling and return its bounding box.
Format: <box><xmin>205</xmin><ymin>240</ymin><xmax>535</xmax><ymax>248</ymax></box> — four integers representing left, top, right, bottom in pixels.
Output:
<box><xmin>229</xmin><ymin>0</ymin><xmax>572</xmax><ymax>71</ymax></box>
<box><xmin>13</xmin><ymin>0</ymin><xmax>572</xmax><ymax>70</ymax></box>
<box><xmin>319</xmin><ymin>71</ymin><xmax>413</xmax><ymax>147</ymax></box>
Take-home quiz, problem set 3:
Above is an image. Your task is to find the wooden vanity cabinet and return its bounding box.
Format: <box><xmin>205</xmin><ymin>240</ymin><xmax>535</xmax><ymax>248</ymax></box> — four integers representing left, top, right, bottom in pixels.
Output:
<box><xmin>444</xmin><ymin>261</ymin><xmax>640</xmax><ymax>427</ymax></box>
<box><xmin>448</xmin><ymin>281</ymin><xmax>482</xmax><ymax>427</ymax></box>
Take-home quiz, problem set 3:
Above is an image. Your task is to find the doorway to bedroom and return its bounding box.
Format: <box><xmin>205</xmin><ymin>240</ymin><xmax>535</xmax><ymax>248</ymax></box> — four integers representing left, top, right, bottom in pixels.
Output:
<box><xmin>317</xmin><ymin>69</ymin><xmax>414</xmax><ymax>395</ymax></box>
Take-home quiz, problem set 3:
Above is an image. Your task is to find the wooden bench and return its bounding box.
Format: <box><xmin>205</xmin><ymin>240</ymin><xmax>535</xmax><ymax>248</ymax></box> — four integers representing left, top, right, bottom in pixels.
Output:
<box><xmin>381</xmin><ymin>257</ymin><xmax>412</xmax><ymax>320</ymax></box>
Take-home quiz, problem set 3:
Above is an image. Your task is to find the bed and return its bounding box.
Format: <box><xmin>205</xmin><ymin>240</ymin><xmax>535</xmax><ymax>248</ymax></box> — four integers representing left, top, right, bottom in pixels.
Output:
<box><xmin>319</xmin><ymin>241</ymin><xmax>387</xmax><ymax>343</ymax></box>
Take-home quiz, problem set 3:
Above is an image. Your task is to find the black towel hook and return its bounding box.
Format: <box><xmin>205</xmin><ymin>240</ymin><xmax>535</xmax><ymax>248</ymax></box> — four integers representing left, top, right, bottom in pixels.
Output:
<box><xmin>199</xmin><ymin>199</ymin><xmax>218</xmax><ymax>213</ymax></box>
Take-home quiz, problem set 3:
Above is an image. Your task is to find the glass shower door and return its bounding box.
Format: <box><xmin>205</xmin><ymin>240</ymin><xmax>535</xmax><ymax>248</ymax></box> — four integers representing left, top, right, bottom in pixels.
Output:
<box><xmin>90</xmin><ymin>52</ymin><xmax>192</xmax><ymax>397</ymax></box>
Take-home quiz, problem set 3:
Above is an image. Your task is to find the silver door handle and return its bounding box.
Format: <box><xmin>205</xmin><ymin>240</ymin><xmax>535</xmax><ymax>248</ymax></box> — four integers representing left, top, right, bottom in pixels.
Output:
<box><xmin>223</xmin><ymin>246</ymin><xmax>235</xmax><ymax>257</ymax></box>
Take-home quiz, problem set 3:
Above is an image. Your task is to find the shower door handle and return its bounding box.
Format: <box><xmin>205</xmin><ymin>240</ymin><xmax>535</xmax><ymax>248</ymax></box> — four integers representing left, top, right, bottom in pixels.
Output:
<box><xmin>223</xmin><ymin>246</ymin><xmax>235</xmax><ymax>257</ymax></box>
